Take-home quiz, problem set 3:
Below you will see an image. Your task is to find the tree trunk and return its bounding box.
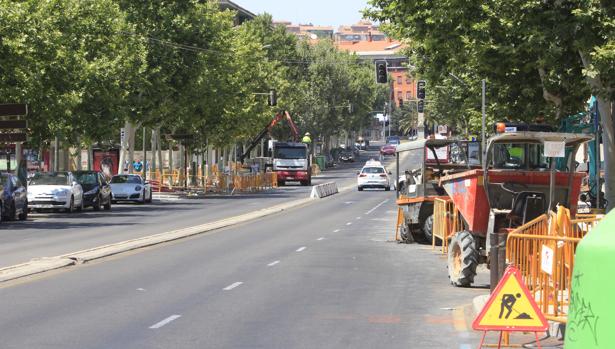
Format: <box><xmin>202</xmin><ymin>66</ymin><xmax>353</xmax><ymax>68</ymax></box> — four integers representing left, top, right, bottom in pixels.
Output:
<box><xmin>579</xmin><ymin>50</ymin><xmax>615</xmax><ymax>211</ymax></box>
<box><xmin>538</xmin><ymin>67</ymin><xmax>563</xmax><ymax>120</ymax></box>
<box><xmin>597</xmin><ymin>96</ymin><xmax>614</xmax><ymax>210</ymax></box>
<box><xmin>156</xmin><ymin>127</ymin><xmax>163</xmax><ymax>172</ymax></box>
<box><xmin>151</xmin><ymin>129</ymin><xmax>157</xmax><ymax>173</ymax></box>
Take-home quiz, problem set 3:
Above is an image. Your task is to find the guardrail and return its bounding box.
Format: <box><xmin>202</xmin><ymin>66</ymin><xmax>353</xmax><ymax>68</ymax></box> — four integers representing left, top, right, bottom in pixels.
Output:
<box><xmin>506</xmin><ymin>206</ymin><xmax>603</xmax><ymax>324</ymax></box>
<box><xmin>147</xmin><ymin>171</ymin><xmax>277</xmax><ymax>194</ymax></box>
<box><xmin>432</xmin><ymin>198</ymin><xmax>462</xmax><ymax>253</ymax></box>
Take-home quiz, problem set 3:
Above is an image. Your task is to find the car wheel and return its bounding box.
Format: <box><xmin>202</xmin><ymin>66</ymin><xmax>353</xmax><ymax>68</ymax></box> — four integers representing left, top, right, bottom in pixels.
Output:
<box><xmin>358</xmin><ymin>186</ymin><xmax>363</xmax><ymax>191</ymax></box>
<box><xmin>146</xmin><ymin>190</ymin><xmax>152</xmax><ymax>203</ymax></box>
<box><xmin>139</xmin><ymin>190</ymin><xmax>146</xmax><ymax>204</ymax></box>
<box><xmin>93</xmin><ymin>195</ymin><xmax>102</xmax><ymax>211</ymax></box>
<box><xmin>76</xmin><ymin>198</ymin><xmax>84</xmax><ymax>212</ymax></box>
<box><xmin>385</xmin><ymin>185</ymin><xmax>391</xmax><ymax>191</ymax></box>
<box><xmin>66</xmin><ymin>196</ymin><xmax>74</xmax><ymax>213</ymax></box>
<box><xmin>9</xmin><ymin>202</ymin><xmax>16</xmax><ymax>221</ymax></box>
<box><xmin>104</xmin><ymin>196</ymin><xmax>112</xmax><ymax>211</ymax></box>
<box><xmin>18</xmin><ymin>201</ymin><xmax>28</xmax><ymax>221</ymax></box>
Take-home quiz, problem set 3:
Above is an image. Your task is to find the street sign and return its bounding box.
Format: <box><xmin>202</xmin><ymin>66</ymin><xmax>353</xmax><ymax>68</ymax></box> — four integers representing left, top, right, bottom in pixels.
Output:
<box><xmin>0</xmin><ymin>133</ymin><xmax>27</xmax><ymax>142</ymax></box>
<box><xmin>120</xmin><ymin>128</ymin><xmax>126</xmax><ymax>145</ymax></box>
<box><xmin>0</xmin><ymin>104</ymin><xmax>27</xmax><ymax>117</ymax></box>
<box><xmin>473</xmin><ymin>266</ymin><xmax>548</xmax><ymax>331</ymax></box>
<box><xmin>0</xmin><ymin>120</ymin><xmax>27</xmax><ymax>129</ymax></box>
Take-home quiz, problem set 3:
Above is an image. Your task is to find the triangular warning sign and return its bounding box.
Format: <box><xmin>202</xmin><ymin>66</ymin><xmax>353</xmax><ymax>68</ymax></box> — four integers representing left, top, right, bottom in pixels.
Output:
<box><xmin>473</xmin><ymin>266</ymin><xmax>548</xmax><ymax>331</ymax></box>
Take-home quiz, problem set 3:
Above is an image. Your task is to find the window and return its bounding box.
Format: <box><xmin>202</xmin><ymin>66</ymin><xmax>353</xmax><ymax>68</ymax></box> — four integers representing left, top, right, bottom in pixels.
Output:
<box><xmin>397</xmin><ymin>76</ymin><xmax>402</xmax><ymax>84</ymax></box>
<box><xmin>362</xmin><ymin>167</ymin><xmax>385</xmax><ymax>174</ymax></box>
<box><xmin>406</xmin><ymin>77</ymin><xmax>412</xmax><ymax>84</ymax></box>
<box><xmin>406</xmin><ymin>92</ymin><xmax>411</xmax><ymax>100</ymax></box>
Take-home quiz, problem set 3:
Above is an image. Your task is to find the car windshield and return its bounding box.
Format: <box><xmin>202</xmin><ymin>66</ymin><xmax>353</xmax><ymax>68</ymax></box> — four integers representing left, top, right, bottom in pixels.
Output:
<box><xmin>362</xmin><ymin>167</ymin><xmax>385</xmax><ymax>174</ymax></box>
<box><xmin>111</xmin><ymin>175</ymin><xmax>142</xmax><ymax>184</ymax></box>
<box><xmin>492</xmin><ymin>143</ymin><xmax>552</xmax><ymax>170</ymax></box>
<box><xmin>74</xmin><ymin>172</ymin><xmax>98</xmax><ymax>185</ymax></box>
<box><xmin>274</xmin><ymin>146</ymin><xmax>306</xmax><ymax>159</ymax></box>
<box><xmin>29</xmin><ymin>173</ymin><xmax>70</xmax><ymax>186</ymax></box>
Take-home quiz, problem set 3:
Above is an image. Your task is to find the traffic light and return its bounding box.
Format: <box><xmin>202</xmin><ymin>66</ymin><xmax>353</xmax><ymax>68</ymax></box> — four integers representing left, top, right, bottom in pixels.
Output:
<box><xmin>375</xmin><ymin>61</ymin><xmax>387</xmax><ymax>84</ymax></box>
<box><xmin>417</xmin><ymin>99</ymin><xmax>424</xmax><ymax>113</ymax></box>
<box><xmin>268</xmin><ymin>89</ymin><xmax>277</xmax><ymax>106</ymax></box>
<box><xmin>417</xmin><ymin>80</ymin><xmax>426</xmax><ymax>99</ymax></box>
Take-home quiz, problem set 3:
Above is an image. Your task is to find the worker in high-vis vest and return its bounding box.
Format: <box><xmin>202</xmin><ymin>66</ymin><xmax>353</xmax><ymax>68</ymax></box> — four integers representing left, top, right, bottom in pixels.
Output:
<box><xmin>302</xmin><ymin>132</ymin><xmax>312</xmax><ymax>144</ymax></box>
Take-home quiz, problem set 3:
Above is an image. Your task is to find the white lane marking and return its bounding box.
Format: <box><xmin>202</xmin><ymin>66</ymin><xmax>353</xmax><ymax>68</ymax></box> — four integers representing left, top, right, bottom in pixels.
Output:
<box><xmin>333</xmin><ymin>229</ymin><xmax>340</xmax><ymax>233</ymax></box>
<box><xmin>365</xmin><ymin>199</ymin><xmax>390</xmax><ymax>215</ymax></box>
<box><xmin>296</xmin><ymin>246</ymin><xmax>306</xmax><ymax>252</ymax></box>
<box><xmin>267</xmin><ymin>260</ymin><xmax>280</xmax><ymax>267</ymax></box>
<box><xmin>346</xmin><ymin>222</ymin><xmax>352</xmax><ymax>226</ymax></box>
<box><xmin>149</xmin><ymin>315</ymin><xmax>181</xmax><ymax>329</ymax></box>
<box><xmin>356</xmin><ymin>216</ymin><xmax>361</xmax><ymax>220</ymax></box>
<box><xmin>317</xmin><ymin>237</ymin><xmax>325</xmax><ymax>241</ymax></box>
<box><xmin>223</xmin><ymin>282</ymin><xmax>243</xmax><ymax>290</ymax></box>
<box><xmin>344</xmin><ymin>201</ymin><xmax>354</xmax><ymax>204</ymax></box>
<box><xmin>136</xmin><ymin>288</ymin><xmax>146</xmax><ymax>291</ymax></box>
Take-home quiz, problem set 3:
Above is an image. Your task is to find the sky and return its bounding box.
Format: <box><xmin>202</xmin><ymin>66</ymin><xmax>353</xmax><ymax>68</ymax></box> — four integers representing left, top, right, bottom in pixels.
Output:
<box><xmin>234</xmin><ymin>0</ymin><xmax>371</xmax><ymax>28</ymax></box>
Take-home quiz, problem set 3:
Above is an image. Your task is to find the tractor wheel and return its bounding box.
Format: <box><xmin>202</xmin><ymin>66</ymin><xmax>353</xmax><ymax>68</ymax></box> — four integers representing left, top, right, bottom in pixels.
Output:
<box><xmin>399</xmin><ymin>223</ymin><xmax>414</xmax><ymax>243</ymax></box>
<box><xmin>448</xmin><ymin>231</ymin><xmax>479</xmax><ymax>287</ymax></box>
<box><xmin>423</xmin><ymin>215</ymin><xmax>441</xmax><ymax>245</ymax></box>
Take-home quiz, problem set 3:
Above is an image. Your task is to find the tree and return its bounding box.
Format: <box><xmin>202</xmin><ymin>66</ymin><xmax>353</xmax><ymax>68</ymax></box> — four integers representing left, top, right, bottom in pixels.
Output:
<box><xmin>367</xmin><ymin>0</ymin><xmax>615</xmax><ymax>209</ymax></box>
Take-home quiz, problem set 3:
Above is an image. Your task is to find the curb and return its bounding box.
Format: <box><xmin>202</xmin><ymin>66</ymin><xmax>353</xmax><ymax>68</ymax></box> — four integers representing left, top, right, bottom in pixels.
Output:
<box><xmin>0</xmin><ymin>196</ymin><xmax>314</xmax><ymax>283</ymax></box>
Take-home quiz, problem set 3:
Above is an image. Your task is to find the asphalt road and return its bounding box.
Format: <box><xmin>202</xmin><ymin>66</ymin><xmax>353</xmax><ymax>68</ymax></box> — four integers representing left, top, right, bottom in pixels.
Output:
<box><xmin>0</xmin><ymin>146</ymin><xmax>397</xmax><ymax>269</ymax></box>
<box><xmin>0</xmin><ymin>165</ymin><xmax>487</xmax><ymax>348</ymax></box>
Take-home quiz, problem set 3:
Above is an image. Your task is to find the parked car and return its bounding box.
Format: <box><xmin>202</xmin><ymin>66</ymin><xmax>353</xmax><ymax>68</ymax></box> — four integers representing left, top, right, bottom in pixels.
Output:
<box><xmin>357</xmin><ymin>160</ymin><xmax>391</xmax><ymax>191</ymax></box>
<box><xmin>0</xmin><ymin>172</ymin><xmax>28</xmax><ymax>221</ymax></box>
<box><xmin>110</xmin><ymin>174</ymin><xmax>152</xmax><ymax>204</ymax></box>
<box><xmin>73</xmin><ymin>171</ymin><xmax>112</xmax><ymax>211</ymax></box>
<box><xmin>380</xmin><ymin>144</ymin><xmax>397</xmax><ymax>156</ymax></box>
<box><xmin>27</xmin><ymin>172</ymin><xmax>84</xmax><ymax>213</ymax></box>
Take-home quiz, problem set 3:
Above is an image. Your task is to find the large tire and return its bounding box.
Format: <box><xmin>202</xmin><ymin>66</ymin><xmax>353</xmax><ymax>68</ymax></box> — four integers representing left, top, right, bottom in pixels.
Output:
<box><xmin>448</xmin><ymin>231</ymin><xmax>479</xmax><ymax>287</ymax></box>
<box><xmin>423</xmin><ymin>215</ymin><xmax>440</xmax><ymax>245</ymax></box>
<box><xmin>399</xmin><ymin>223</ymin><xmax>414</xmax><ymax>243</ymax></box>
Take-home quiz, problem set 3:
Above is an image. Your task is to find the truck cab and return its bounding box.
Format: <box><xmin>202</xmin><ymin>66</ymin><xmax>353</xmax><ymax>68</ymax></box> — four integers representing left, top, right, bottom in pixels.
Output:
<box><xmin>272</xmin><ymin>142</ymin><xmax>311</xmax><ymax>186</ymax></box>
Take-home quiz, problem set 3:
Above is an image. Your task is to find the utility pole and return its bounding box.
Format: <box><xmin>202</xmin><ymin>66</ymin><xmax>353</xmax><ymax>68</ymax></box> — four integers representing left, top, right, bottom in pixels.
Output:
<box><xmin>142</xmin><ymin>126</ymin><xmax>146</xmax><ymax>181</ymax></box>
<box><xmin>482</xmin><ymin>79</ymin><xmax>486</xmax><ymax>157</ymax></box>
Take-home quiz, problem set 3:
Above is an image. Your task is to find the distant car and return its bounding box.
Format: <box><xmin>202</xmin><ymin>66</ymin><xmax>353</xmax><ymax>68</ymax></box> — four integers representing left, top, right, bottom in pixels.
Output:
<box><xmin>110</xmin><ymin>174</ymin><xmax>152</xmax><ymax>204</ymax></box>
<box><xmin>28</xmin><ymin>172</ymin><xmax>84</xmax><ymax>213</ymax></box>
<box><xmin>380</xmin><ymin>144</ymin><xmax>397</xmax><ymax>156</ymax></box>
<box><xmin>0</xmin><ymin>173</ymin><xmax>28</xmax><ymax>221</ymax></box>
<box><xmin>73</xmin><ymin>171</ymin><xmax>112</xmax><ymax>211</ymax></box>
<box><xmin>386</xmin><ymin>136</ymin><xmax>401</xmax><ymax>145</ymax></box>
<box><xmin>357</xmin><ymin>160</ymin><xmax>391</xmax><ymax>191</ymax></box>
<box><xmin>338</xmin><ymin>150</ymin><xmax>355</xmax><ymax>162</ymax></box>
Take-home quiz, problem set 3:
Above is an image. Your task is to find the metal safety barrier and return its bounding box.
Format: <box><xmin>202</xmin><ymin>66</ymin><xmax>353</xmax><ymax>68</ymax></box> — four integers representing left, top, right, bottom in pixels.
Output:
<box><xmin>147</xmin><ymin>171</ymin><xmax>277</xmax><ymax>194</ymax></box>
<box><xmin>506</xmin><ymin>206</ymin><xmax>603</xmax><ymax>324</ymax></box>
<box><xmin>432</xmin><ymin>198</ymin><xmax>462</xmax><ymax>253</ymax></box>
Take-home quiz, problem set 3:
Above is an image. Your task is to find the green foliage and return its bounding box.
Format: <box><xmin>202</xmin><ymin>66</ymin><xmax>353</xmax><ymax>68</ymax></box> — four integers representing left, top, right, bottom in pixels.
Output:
<box><xmin>366</xmin><ymin>0</ymin><xmax>613</xmax><ymax>134</ymax></box>
<box><xmin>0</xmin><ymin>2</ymin><xmax>385</xmax><ymax>151</ymax></box>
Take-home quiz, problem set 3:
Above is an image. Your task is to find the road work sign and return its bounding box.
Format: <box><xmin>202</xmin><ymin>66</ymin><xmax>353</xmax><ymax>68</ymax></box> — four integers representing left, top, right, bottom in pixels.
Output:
<box><xmin>473</xmin><ymin>266</ymin><xmax>548</xmax><ymax>332</ymax></box>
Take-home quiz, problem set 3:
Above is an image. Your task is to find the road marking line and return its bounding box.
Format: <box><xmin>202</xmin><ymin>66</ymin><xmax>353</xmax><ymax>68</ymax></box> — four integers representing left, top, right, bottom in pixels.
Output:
<box><xmin>267</xmin><ymin>260</ymin><xmax>280</xmax><ymax>267</ymax></box>
<box><xmin>317</xmin><ymin>237</ymin><xmax>325</xmax><ymax>241</ymax></box>
<box><xmin>365</xmin><ymin>199</ymin><xmax>389</xmax><ymax>215</ymax></box>
<box><xmin>136</xmin><ymin>288</ymin><xmax>146</xmax><ymax>291</ymax></box>
<box><xmin>296</xmin><ymin>246</ymin><xmax>306</xmax><ymax>252</ymax></box>
<box><xmin>333</xmin><ymin>229</ymin><xmax>340</xmax><ymax>233</ymax></box>
<box><xmin>149</xmin><ymin>315</ymin><xmax>181</xmax><ymax>329</ymax></box>
<box><xmin>356</xmin><ymin>216</ymin><xmax>361</xmax><ymax>220</ymax></box>
<box><xmin>346</xmin><ymin>222</ymin><xmax>352</xmax><ymax>226</ymax></box>
<box><xmin>223</xmin><ymin>282</ymin><xmax>243</xmax><ymax>290</ymax></box>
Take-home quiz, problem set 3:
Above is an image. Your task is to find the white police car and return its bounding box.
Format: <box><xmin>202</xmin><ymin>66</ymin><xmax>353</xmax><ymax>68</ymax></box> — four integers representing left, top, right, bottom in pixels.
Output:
<box><xmin>357</xmin><ymin>160</ymin><xmax>391</xmax><ymax>191</ymax></box>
